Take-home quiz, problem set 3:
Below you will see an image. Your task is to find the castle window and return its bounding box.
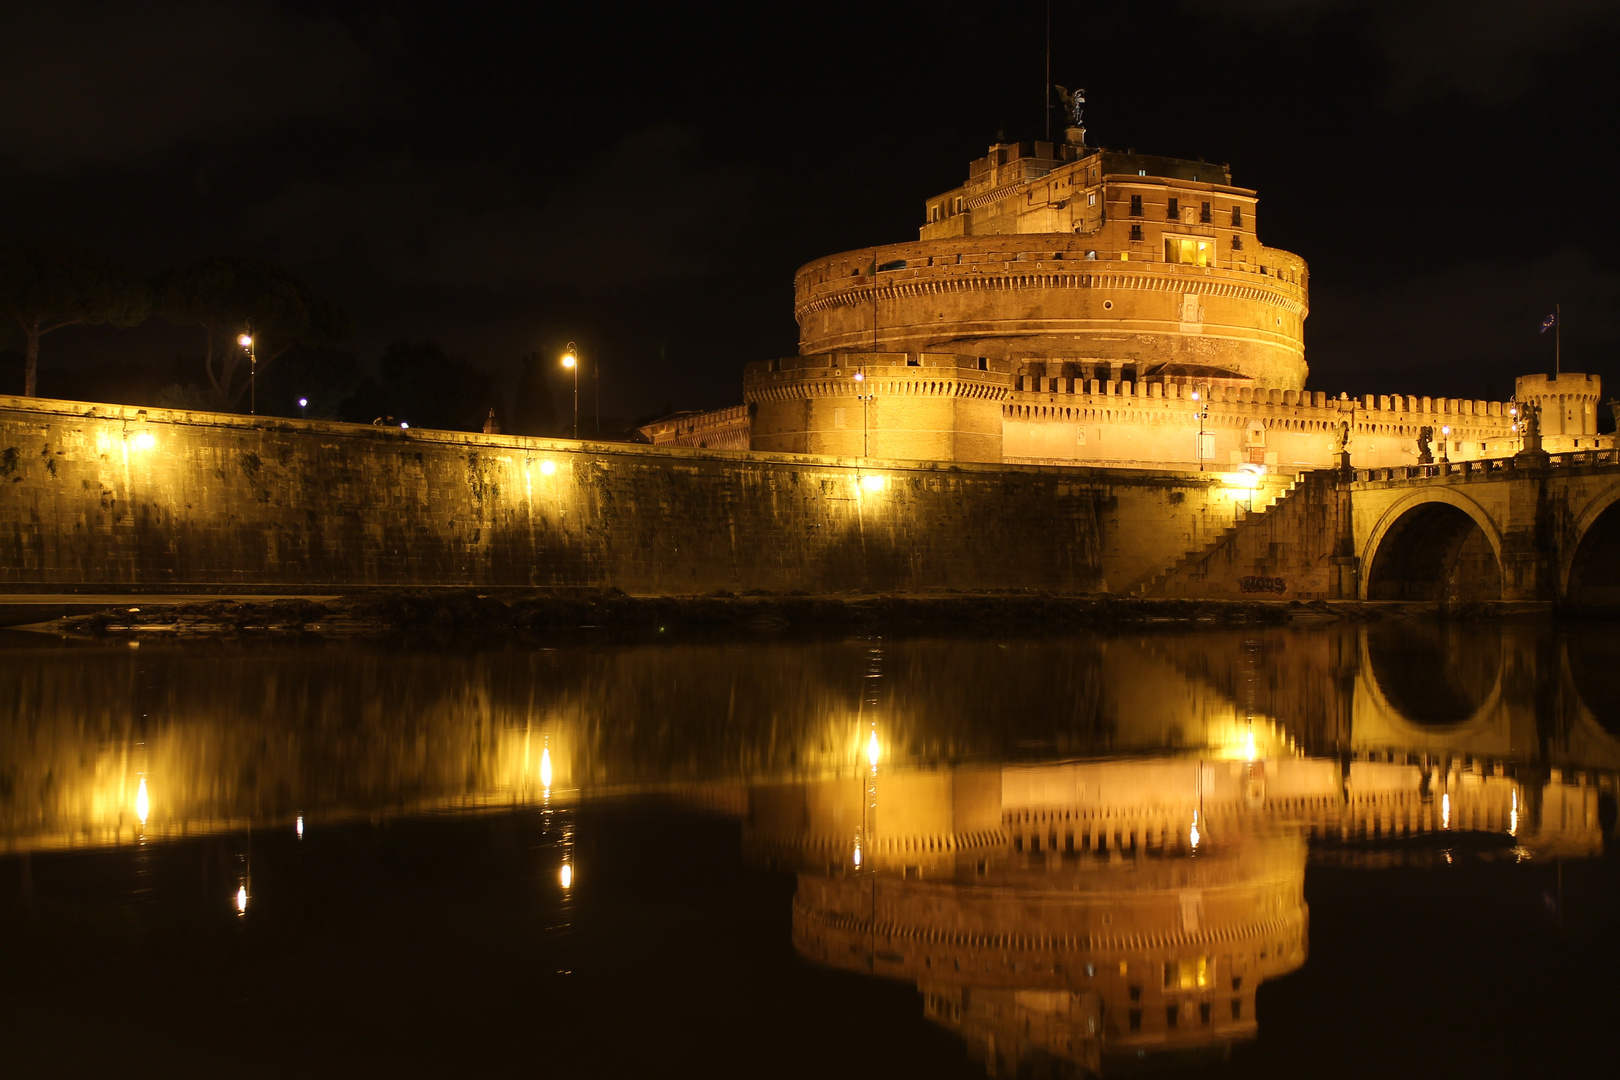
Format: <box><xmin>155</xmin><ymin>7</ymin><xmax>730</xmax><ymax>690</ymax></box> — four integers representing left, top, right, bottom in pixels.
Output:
<box><xmin>1164</xmin><ymin>236</ymin><xmax>1214</xmax><ymax>266</ymax></box>
<box><xmin>1231</xmin><ymin>205</ymin><xmax>1243</xmax><ymax>227</ymax></box>
<box><xmin>977</xmin><ymin>357</ymin><xmax>988</xmax><ymax>371</ymax></box>
<box><xmin>1200</xmin><ymin>201</ymin><xmax>1212</xmax><ymax>223</ymax></box>
<box><xmin>1130</xmin><ymin>224</ymin><xmax>1143</xmax><ymax>242</ymax></box>
<box><xmin>1167</xmin><ymin>197</ymin><xmax>1179</xmax><ymax>219</ymax></box>
<box><xmin>1232</xmin><ymin>235</ymin><xmax>1244</xmax><ymax>251</ymax></box>
<box><xmin>1088</xmin><ymin>192</ymin><xmax>1096</xmax><ymax>206</ymax></box>
<box><xmin>1129</xmin><ymin>194</ymin><xmax>1143</xmax><ymax>216</ymax></box>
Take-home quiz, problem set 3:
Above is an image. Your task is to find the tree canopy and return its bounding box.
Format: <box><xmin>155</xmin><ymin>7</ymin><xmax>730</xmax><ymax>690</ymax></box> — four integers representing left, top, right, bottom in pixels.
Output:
<box><xmin>151</xmin><ymin>256</ymin><xmax>351</xmax><ymax>408</ymax></box>
<box><xmin>0</xmin><ymin>236</ymin><xmax>150</xmax><ymax>397</ymax></box>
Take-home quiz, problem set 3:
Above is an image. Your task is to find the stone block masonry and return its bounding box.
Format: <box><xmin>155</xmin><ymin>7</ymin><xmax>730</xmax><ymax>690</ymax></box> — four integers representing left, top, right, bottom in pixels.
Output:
<box><xmin>0</xmin><ymin>395</ymin><xmax>1278</xmax><ymax>595</ymax></box>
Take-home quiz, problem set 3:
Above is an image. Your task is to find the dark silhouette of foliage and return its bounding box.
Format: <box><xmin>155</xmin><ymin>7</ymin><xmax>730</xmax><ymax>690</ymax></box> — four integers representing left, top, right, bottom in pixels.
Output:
<box><xmin>0</xmin><ymin>236</ymin><xmax>149</xmax><ymax>397</ymax></box>
<box><xmin>513</xmin><ymin>351</ymin><xmax>560</xmax><ymax>436</ymax></box>
<box><xmin>151</xmin><ymin>256</ymin><xmax>351</xmax><ymax>410</ymax></box>
<box><xmin>375</xmin><ymin>340</ymin><xmax>494</xmax><ymax>431</ymax></box>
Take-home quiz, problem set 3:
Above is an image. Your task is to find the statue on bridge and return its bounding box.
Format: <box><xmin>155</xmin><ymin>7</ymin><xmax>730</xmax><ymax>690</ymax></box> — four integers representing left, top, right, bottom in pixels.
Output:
<box><xmin>1416</xmin><ymin>426</ymin><xmax>1434</xmax><ymax>465</ymax></box>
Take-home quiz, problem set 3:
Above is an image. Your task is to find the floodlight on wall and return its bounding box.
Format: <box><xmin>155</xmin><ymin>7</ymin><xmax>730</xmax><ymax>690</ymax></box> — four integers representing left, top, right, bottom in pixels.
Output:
<box><xmin>540</xmin><ymin>459</ymin><xmax>557</xmax><ymax>476</ymax></box>
<box><xmin>861</xmin><ymin>474</ymin><xmax>885</xmax><ymax>492</ymax></box>
<box><xmin>132</xmin><ymin>431</ymin><xmax>156</xmax><ymax>452</ymax></box>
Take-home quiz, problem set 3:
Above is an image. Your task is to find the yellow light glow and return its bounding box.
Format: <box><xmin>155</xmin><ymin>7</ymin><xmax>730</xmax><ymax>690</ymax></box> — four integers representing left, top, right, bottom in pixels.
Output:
<box><xmin>1244</xmin><ymin>730</ymin><xmax>1256</xmax><ymax>762</ymax></box>
<box><xmin>1509</xmin><ymin>789</ymin><xmax>1518</xmax><ymax>837</ymax></box>
<box><xmin>1218</xmin><ymin>471</ymin><xmax>1261</xmax><ymax>491</ymax></box>
<box><xmin>1189</xmin><ymin>810</ymin><xmax>1201</xmax><ymax>850</ymax></box>
<box><xmin>540</xmin><ymin>747</ymin><xmax>553</xmax><ymax>789</ymax></box>
<box><xmin>867</xmin><ymin>730</ymin><xmax>880</xmax><ymax>768</ymax></box>
<box><xmin>1441</xmin><ymin>792</ymin><xmax>1451</xmax><ymax>829</ymax></box>
<box><xmin>562</xmin><ymin>354</ymin><xmax>577</xmax><ymax>369</ymax></box>
<box><xmin>540</xmin><ymin>459</ymin><xmax>556</xmax><ymax>476</ymax></box>
<box><xmin>134</xmin><ymin>777</ymin><xmax>149</xmax><ymax>825</ymax></box>
<box><xmin>237</xmin><ymin>334</ymin><xmax>253</xmax><ymax>348</ymax></box>
<box><xmin>296</xmin><ymin>815</ymin><xmax>304</xmax><ymax>838</ymax></box>
<box><xmin>132</xmin><ymin>431</ymin><xmax>156</xmax><ymax>451</ymax></box>
<box><xmin>853</xmin><ymin>844</ymin><xmax>862</xmax><ymax>868</ymax></box>
<box><xmin>861</xmin><ymin>474</ymin><xmax>885</xmax><ymax>492</ymax></box>
<box><xmin>560</xmin><ymin>863</ymin><xmax>573</xmax><ymax>889</ymax></box>
<box><xmin>235</xmin><ymin>885</ymin><xmax>248</xmax><ymax>914</ymax></box>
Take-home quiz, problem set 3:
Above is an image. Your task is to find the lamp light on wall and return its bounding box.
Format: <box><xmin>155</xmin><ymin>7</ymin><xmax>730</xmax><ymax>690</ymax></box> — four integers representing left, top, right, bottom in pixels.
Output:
<box><xmin>860</xmin><ymin>473</ymin><xmax>885</xmax><ymax>493</ymax></box>
<box><xmin>131</xmin><ymin>431</ymin><xmax>156</xmax><ymax>452</ymax></box>
<box><xmin>539</xmin><ymin>459</ymin><xmax>556</xmax><ymax>476</ymax></box>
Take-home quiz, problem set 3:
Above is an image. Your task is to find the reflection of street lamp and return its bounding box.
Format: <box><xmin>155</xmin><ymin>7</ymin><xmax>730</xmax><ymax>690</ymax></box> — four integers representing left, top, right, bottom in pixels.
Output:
<box><xmin>561</xmin><ymin>342</ymin><xmax>580</xmax><ymax>439</ymax></box>
<box><xmin>238</xmin><ymin>324</ymin><xmax>257</xmax><ymax>415</ymax></box>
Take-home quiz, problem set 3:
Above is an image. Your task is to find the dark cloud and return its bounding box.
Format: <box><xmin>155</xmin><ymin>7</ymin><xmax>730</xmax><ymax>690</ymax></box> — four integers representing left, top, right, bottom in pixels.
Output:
<box><xmin>1307</xmin><ymin>247</ymin><xmax>1620</xmax><ymax>396</ymax></box>
<box><xmin>0</xmin><ymin>1</ymin><xmax>381</xmax><ymax>172</ymax></box>
<box><xmin>242</xmin><ymin>125</ymin><xmax>757</xmax><ymax>291</ymax></box>
<box><xmin>1190</xmin><ymin>0</ymin><xmax>1620</xmax><ymax>103</ymax></box>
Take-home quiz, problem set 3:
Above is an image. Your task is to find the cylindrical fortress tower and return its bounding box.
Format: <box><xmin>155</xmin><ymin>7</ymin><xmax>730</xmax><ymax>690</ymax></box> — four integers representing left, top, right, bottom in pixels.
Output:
<box><xmin>793</xmin><ymin>141</ymin><xmax>1309</xmax><ymax>390</ymax></box>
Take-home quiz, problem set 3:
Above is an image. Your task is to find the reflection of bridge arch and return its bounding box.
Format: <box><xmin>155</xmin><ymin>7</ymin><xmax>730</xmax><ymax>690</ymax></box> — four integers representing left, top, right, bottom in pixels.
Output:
<box><xmin>1358</xmin><ymin>624</ymin><xmax>1504</xmax><ymax>735</ymax></box>
<box><xmin>1362</xmin><ymin>489</ymin><xmax>1504</xmax><ymax>601</ymax></box>
<box><xmin>1562</xmin><ymin>487</ymin><xmax>1620</xmax><ymax>604</ymax></box>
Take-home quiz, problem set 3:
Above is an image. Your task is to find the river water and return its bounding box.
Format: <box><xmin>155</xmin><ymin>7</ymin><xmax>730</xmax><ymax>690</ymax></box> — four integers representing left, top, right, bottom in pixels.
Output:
<box><xmin>1</xmin><ymin>622</ymin><xmax>1617</xmax><ymax>1078</ymax></box>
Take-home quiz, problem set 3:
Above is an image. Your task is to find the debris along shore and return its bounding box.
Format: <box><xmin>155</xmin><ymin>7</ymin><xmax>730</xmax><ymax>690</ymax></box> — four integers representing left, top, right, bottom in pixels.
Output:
<box><xmin>13</xmin><ymin>589</ymin><xmax>1525</xmax><ymax>640</ymax></box>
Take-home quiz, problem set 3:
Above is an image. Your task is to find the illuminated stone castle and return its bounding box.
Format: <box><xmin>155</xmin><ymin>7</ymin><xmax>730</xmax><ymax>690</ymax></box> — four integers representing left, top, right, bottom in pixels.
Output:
<box><xmin>644</xmin><ymin>119</ymin><xmax>1604</xmax><ymax>472</ymax></box>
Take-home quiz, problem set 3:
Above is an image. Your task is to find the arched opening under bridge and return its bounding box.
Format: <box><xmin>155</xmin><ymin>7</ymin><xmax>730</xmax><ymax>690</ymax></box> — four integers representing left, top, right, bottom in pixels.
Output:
<box><xmin>1365</xmin><ymin>501</ymin><xmax>1502</xmax><ymax>602</ymax></box>
<box><xmin>1566</xmin><ymin>498</ymin><xmax>1620</xmax><ymax>606</ymax></box>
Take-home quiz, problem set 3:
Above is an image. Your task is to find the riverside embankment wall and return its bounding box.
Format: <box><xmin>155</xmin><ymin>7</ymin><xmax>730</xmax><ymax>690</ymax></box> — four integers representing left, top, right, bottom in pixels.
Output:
<box><xmin>0</xmin><ymin>396</ymin><xmax>1284</xmax><ymax>594</ymax></box>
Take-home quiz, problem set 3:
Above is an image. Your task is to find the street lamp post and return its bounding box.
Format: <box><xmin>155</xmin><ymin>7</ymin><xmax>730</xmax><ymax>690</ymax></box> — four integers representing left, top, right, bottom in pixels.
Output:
<box><xmin>1191</xmin><ymin>387</ymin><xmax>1210</xmax><ymax>471</ymax></box>
<box><xmin>237</xmin><ymin>324</ymin><xmax>257</xmax><ymax>416</ymax></box>
<box><xmin>853</xmin><ymin>369</ymin><xmax>874</xmax><ymax>457</ymax></box>
<box><xmin>562</xmin><ymin>342</ymin><xmax>580</xmax><ymax>440</ymax></box>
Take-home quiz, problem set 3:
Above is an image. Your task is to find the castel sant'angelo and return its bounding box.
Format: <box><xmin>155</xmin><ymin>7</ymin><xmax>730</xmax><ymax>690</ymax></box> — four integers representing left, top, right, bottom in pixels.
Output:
<box><xmin>645</xmin><ymin>97</ymin><xmax>1604</xmax><ymax>472</ymax></box>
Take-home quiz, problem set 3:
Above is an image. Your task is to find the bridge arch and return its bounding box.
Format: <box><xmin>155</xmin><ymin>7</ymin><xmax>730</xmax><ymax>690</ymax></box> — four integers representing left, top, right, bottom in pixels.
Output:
<box><xmin>1561</xmin><ymin>485</ymin><xmax>1620</xmax><ymax>605</ymax></box>
<box><xmin>1362</xmin><ymin>489</ymin><xmax>1504</xmax><ymax>601</ymax></box>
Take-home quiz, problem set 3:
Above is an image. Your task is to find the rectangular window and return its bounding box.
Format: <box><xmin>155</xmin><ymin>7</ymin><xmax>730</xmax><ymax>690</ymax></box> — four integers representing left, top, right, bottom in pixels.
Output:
<box><xmin>1166</xmin><ymin>1006</ymin><xmax>1179</xmax><ymax>1029</ymax></box>
<box><xmin>1130</xmin><ymin>224</ymin><xmax>1143</xmax><ymax>242</ymax></box>
<box><xmin>1087</xmin><ymin>192</ymin><xmax>1096</xmax><ymax>206</ymax></box>
<box><xmin>1128</xmin><ymin>1009</ymin><xmax>1142</xmax><ymax>1032</ymax></box>
<box><xmin>1200</xmin><ymin>201</ymin><xmax>1212</xmax><ymax>223</ymax></box>
<box><xmin>1163</xmin><ymin>957</ymin><xmax>1210</xmax><ymax>990</ymax></box>
<box><xmin>1130</xmin><ymin>194</ymin><xmax>1143</xmax><ymax>216</ymax></box>
<box><xmin>834</xmin><ymin>407</ymin><xmax>846</xmax><ymax>429</ymax></box>
<box><xmin>1167</xmin><ymin>197</ymin><xmax>1179</xmax><ymax>219</ymax></box>
<box><xmin>1231</xmin><ymin>999</ymin><xmax>1243</xmax><ymax>1020</ymax></box>
<box><xmin>1232</xmin><ymin>236</ymin><xmax>1244</xmax><ymax>251</ymax></box>
<box><xmin>1163</xmin><ymin>236</ymin><xmax>1214</xmax><ymax>266</ymax></box>
<box><xmin>1231</xmin><ymin>206</ymin><xmax>1243</xmax><ymax>227</ymax></box>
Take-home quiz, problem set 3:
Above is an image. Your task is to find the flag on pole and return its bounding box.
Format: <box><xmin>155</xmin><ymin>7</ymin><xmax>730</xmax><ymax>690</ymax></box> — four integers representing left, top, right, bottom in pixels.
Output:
<box><xmin>1540</xmin><ymin>312</ymin><xmax>1558</xmax><ymax>334</ymax></box>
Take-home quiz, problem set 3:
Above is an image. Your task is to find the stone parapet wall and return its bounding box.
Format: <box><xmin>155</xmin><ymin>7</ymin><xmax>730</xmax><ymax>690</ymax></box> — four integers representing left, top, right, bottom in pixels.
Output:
<box><xmin>0</xmin><ymin>394</ymin><xmax>1278</xmax><ymax>595</ymax></box>
<box><xmin>1004</xmin><ymin>378</ymin><xmax>1549</xmax><ymax>472</ymax></box>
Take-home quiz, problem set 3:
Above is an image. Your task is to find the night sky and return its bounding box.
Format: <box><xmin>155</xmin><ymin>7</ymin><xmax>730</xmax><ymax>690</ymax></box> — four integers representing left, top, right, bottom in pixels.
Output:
<box><xmin>3</xmin><ymin>0</ymin><xmax>1617</xmax><ymax>425</ymax></box>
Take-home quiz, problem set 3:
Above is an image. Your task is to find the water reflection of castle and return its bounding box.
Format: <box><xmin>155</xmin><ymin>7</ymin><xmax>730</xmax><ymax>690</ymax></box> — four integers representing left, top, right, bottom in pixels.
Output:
<box><xmin>750</xmin><ymin>763</ymin><xmax>1307</xmax><ymax>1073</ymax></box>
<box><xmin>746</xmin><ymin>749</ymin><xmax>1609</xmax><ymax>1074</ymax></box>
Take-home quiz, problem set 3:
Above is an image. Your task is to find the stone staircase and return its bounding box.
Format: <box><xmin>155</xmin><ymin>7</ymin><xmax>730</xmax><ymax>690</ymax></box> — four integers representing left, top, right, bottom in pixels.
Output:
<box><xmin>1133</xmin><ymin>472</ymin><xmax>1323</xmax><ymax>598</ymax></box>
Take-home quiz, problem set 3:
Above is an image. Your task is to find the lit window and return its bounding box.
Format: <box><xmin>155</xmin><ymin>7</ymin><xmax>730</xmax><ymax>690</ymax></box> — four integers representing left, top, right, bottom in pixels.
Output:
<box><xmin>1164</xmin><ymin>957</ymin><xmax>1210</xmax><ymax>990</ymax></box>
<box><xmin>1130</xmin><ymin>194</ymin><xmax>1143</xmax><ymax>216</ymax></box>
<box><xmin>1087</xmin><ymin>192</ymin><xmax>1096</xmax><ymax>206</ymax></box>
<box><xmin>1163</xmin><ymin>236</ymin><xmax>1214</xmax><ymax>266</ymax></box>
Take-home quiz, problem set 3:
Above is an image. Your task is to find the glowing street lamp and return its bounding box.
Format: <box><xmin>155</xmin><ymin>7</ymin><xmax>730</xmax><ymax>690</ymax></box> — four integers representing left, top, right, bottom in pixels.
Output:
<box><xmin>238</xmin><ymin>325</ymin><xmax>257</xmax><ymax>416</ymax></box>
<box><xmin>1440</xmin><ymin>424</ymin><xmax>1451</xmax><ymax>464</ymax></box>
<box><xmin>562</xmin><ymin>343</ymin><xmax>580</xmax><ymax>439</ymax></box>
<box><xmin>866</xmin><ymin>729</ymin><xmax>881</xmax><ymax>769</ymax></box>
<box><xmin>1191</xmin><ymin>387</ymin><xmax>1211</xmax><ymax>471</ymax></box>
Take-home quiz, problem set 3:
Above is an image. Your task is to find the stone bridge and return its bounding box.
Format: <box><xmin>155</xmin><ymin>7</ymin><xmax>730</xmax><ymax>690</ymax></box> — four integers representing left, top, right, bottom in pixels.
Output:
<box><xmin>1147</xmin><ymin>448</ymin><xmax>1620</xmax><ymax>604</ymax></box>
<box><xmin>1350</xmin><ymin>450</ymin><xmax>1620</xmax><ymax>603</ymax></box>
